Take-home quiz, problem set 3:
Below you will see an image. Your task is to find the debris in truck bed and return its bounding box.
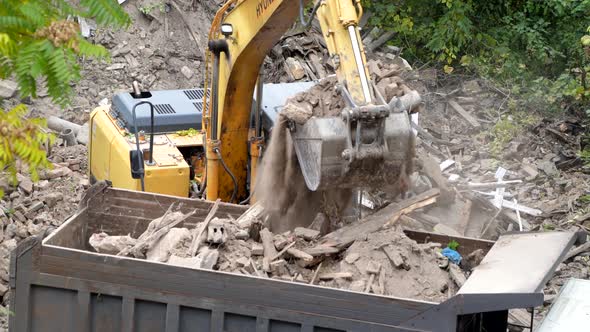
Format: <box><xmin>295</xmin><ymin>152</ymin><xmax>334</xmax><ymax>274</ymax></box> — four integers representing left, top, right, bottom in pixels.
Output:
<box><xmin>87</xmin><ymin>203</ymin><xmax>465</xmax><ymax>303</ymax></box>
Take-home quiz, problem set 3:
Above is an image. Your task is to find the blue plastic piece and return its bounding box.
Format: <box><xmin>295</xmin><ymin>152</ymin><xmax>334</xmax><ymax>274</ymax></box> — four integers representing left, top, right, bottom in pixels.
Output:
<box><xmin>442</xmin><ymin>248</ymin><xmax>462</xmax><ymax>265</ymax></box>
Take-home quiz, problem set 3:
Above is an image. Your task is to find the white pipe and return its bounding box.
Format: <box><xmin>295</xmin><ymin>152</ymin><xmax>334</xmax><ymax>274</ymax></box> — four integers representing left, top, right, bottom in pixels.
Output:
<box><xmin>347</xmin><ymin>25</ymin><xmax>371</xmax><ymax>104</ymax></box>
<box><xmin>47</xmin><ymin>116</ymin><xmax>82</xmax><ymax>135</ymax></box>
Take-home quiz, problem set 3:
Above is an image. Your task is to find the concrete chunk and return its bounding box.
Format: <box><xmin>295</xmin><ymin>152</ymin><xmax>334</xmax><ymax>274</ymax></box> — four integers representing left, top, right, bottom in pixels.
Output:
<box><xmin>18</xmin><ymin>177</ymin><xmax>33</xmax><ymax>195</ymax></box>
<box><xmin>251</xmin><ymin>243</ymin><xmax>264</xmax><ymax>256</ymax></box>
<box><xmin>89</xmin><ymin>232</ymin><xmax>137</xmax><ymax>255</ymax></box>
<box><xmin>294</xmin><ymin>227</ymin><xmax>320</xmax><ymax>241</ymax></box>
<box><xmin>146</xmin><ymin>228</ymin><xmax>191</xmax><ymax>262</ymax></box>
<box><xmin>273</xmin><ymin>234</ymin><xmax>289</xmax><ymax>250</ymax></box>
<box><xmin>181</xmin><ymin>66</ymin><xmax>194</xmax><ymax>79</ymax></box>
<box><xmin>344</xmin><ymin>253</ymin><xmax>360</xmax><ymax>264</ymax></box>
<box><xmin>285</xmin><ymin>57</ymin><xmax>305</xmax><ymax>80</ymax></box>
<box><xmin>318</xmin><ymin>272</ymin><xmax>353</xmax><ymax>281</ymax></box>
<box><xmin>0</xmin><ymin>80</ymin><xmax>18</xmax><ymax>98</ymax></box>
<box><xmin>236</xmin><ymin>256</ymin><xmax>249</xmax><ymax>268</ymax></box>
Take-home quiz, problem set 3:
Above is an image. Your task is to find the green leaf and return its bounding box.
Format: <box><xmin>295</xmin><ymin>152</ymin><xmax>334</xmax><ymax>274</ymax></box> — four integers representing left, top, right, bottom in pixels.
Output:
<box><xmin>447</xmin><ymin>240</ymin><xmax>460</xmax><ymax>251</ymax></box>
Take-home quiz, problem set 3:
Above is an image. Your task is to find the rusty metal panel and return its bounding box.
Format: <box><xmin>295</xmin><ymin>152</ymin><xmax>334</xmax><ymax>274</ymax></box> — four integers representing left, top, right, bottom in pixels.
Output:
<box><xmin>10</xmin><ymin>238</ymin><xmax>426</xmax><ymax>332</ymax></box>
<box><xmin>30</xmin><ymin>286</ymin><xmax>77</xmax><ymax>332</ymax></box>
<box><xmin>90</xmin><ymin>294</ymin><xmax>122</xmax><ymax>332</ymax></box>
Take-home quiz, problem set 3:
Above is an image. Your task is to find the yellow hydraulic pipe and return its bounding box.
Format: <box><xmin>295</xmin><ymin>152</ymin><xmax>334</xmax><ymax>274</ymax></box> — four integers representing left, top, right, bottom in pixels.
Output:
<box><xmin>249</xmin><ymin>137</ymin><xmax>263</xmax><ymax>202</ymax></box>
<box><xmin>205</xmin><ymin>140</ymin><xmax>220</xmax><ymax>200</ymax></box>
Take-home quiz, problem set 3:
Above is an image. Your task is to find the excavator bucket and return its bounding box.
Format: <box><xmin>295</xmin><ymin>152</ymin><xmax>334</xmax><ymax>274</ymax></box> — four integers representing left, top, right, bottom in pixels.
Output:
<box><xmin>290</xmin><ymin>92</ymin><xmax>420</xmax><ymax>191</ymax></box>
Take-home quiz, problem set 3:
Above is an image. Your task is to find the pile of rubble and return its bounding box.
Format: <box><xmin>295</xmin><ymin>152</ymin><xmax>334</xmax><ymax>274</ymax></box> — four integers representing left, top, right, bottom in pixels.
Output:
<box><xmin>89</xmin><ymin>198</ymin><xmax>481</xmax><ymax>303</ymax></box>
<box><xmin>0</xmin><ymin>144</ymin><xmax>90</xmax><ymax>317</ymax></box>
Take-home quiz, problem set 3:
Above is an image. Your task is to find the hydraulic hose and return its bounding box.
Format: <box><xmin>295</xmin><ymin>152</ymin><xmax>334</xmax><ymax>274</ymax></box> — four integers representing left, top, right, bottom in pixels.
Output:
<box><xmin>214</xmin><ymin>147</ymin><xmax>237</xmax><ymax>204</ymax></box>
<box><xmin>299</xmin><ymin>0</ymin><xmax>322</xmax><ymax>28</ymax></box>
<box><xmin>239</xmin><ymin>148</ymin><xmax>262</xmax><ymax>205</ymax></box>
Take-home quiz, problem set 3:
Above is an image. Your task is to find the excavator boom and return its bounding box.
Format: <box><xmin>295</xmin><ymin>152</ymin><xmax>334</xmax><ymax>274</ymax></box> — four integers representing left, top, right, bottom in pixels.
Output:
<box><xmin>204</xmin><ymin>0</ymin><xmax>417</xmax><ymax>202</ymax></box>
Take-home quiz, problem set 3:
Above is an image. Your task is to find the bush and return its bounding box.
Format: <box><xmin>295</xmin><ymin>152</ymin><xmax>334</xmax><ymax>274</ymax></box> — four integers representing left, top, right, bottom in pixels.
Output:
<box><xmin>0</xmin><ymin>0</ymin><xmax>130</xmax><ymax>197</ymax></box>
<box><xmin>0</xmin><ymin>0</ymin><xmax>131</xmax><ymax>107</ymax></box>
<box><xmin>362</xmin><ymin>0</ymin><xmax>590</xmax><ymax>112</ymax></box>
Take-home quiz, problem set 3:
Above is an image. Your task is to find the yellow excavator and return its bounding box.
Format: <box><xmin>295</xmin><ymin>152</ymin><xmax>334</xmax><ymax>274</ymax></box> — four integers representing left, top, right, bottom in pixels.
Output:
<box><xmin>88</xmin><ymin>0</ymin><xmax>417</xmax><ymax>203</ymax></box>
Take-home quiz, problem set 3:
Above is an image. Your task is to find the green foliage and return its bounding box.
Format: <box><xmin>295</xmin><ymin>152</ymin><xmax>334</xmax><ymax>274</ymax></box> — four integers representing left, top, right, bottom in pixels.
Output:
<box><xmin>0</xmin><ymin>0</ymin><xmax>131</xmax><ymax>107</ymax></box>
<box><xmin>0</xmin><ymin>104</ymin><xmax>54</xmax><ymax>197</ymax></box>
<box><xmin>139</xmin><ymin>1</ymin><xmax>167</xmax><ymax>15</ymax></box>
<box><xmin>447</xmin><ymin>240</ymin><xmax>460</xmax><ymax>251</ymax></box>
<box><xmin>578</xmin><ymin>194</ymin><xmax>590</xmax><ymax>205</ymax></box>
<box><xmin>176</xmin><ymin>128</ymin><xmax>200</xmax><ymax>137</ymax></box>
<box><xmin>487</xmin><ymin>113</ymin><xmax>537</xmax><ymax>157</ymax></box>
<box><xmin>0</xmin><ymin>305</ymin><xmax>14</xmax><ymax>317</ymax></box>
<box><xmin>0</xmin><ymin>0</ymin><xmax>130</xmax><ymax>198</ymax></box>
<box><xmin>362</xmin><ymin>0</ymin><xmax>590</xmax><ymax>109</ymax></box>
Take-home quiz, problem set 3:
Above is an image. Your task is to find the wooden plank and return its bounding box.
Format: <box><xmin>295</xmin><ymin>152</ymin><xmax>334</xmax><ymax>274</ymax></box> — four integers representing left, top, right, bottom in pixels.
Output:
<box><xmin>271</xmin><ymin>241</ymin><xmax>296</xmax><ymax>261</ymax></box>
<box><xmin>368</xmin><ymin>31</ymin><xmax>396</xmax><ymax>52</ymax></box>
<box><xmin>302</xmin><ymin>245</ymin><xmax>340</xmax><ymax>257</ymax></box>
<box><xmin>497</xmin><ymin>199</ymin><xmax>542</xmax><ymax>217</ymax></box>
<box><xmin>460</xmin><ymin>180</ymin><xmax>522</xmax><ymax>190</ymax></box>
<box><xmin>286</xmin><ymin>248</ymin><xmax>313</xmax><ymax>261</ymax></box>
<box><xmin>322</xmin><ymin>189</ymin><xmax>440</xmax><ymax>249</ymax></box>
<box><xmin>418</xmin><ymin>154</ymin><xmax>455</xmax><ymax>204</ymax></box>
<box><xmin>309</xmin><ymin>262</ymin><xmax>322</xmax><ymax>285</ymax></box>
<box><xmin>260</xmin><ymin>228</ymin><xmax>278</xmax><ymax>271</ymax></box>
<box><xmin>383</xmin><ymin>196</ymin><xmax>439</xmax><ymax>227</ymax></box>
<box><xmin>448</xmin><ymin>264</ymin><xmax>466</xmax><ymax>288</ymax></box>
<box><xmin>508</xmin><ymin>309</ymin><xmax>532</xmax><ymax>330</ymax></box>
<box><xmin>564</xmin><ymin>241</ymin><xmax>590</xmax><ymax>261</ymax></box>
<box><xmin>318</xmin><ymin>272</ymin><xmax>353</xmax><ymax>281</ymax></box>
<box><xmin>189</xmin><ymin>199</ymin><xmax>221</xmax><ymax>256</ymax></box>
<box><xmin>236</xmin><ymin>202</ymin><xmax>264</xmax><ymax>229</ymax></box>
<box><xmin>448</xmin><ymin>100</ymin><xmax>480</xmax><ymax>128</ymax></box>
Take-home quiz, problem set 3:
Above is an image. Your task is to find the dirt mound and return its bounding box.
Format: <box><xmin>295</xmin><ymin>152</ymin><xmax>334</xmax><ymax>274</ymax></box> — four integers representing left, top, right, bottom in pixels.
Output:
<box><xmin>319</xmin><ymin>226</ymin><xmax>451</xmax><ymax>302</ymax></box>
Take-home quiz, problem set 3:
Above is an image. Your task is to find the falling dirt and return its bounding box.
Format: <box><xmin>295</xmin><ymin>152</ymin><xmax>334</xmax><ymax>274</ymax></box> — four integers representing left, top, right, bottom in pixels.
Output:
<box><xmin>255</xmin><ymin>118</ymin><xmax>323</xmax><ymax>233</ymax></box>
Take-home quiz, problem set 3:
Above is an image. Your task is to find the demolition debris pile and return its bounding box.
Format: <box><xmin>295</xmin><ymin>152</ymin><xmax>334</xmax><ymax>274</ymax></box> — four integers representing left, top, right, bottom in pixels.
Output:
<box><xmin>89</xmin><ymin>197</ymin><xmax>476</xmax><ymax>303</ymax></box>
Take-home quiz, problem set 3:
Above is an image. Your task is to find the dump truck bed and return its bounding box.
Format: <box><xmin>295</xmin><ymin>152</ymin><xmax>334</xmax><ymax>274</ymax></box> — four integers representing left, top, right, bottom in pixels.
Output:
<box><xmin>8</xmin><ymin>187</ymin><xmax>577</xmax><ymax>332</ymax></box>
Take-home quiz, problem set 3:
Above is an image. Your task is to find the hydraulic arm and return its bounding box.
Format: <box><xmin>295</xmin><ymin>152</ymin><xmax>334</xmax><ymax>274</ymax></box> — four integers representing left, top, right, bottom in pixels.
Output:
<box><xmin>204</xmin><ymin>0</ymin><xmax>416</xmax><ymax>202</ymax></box>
